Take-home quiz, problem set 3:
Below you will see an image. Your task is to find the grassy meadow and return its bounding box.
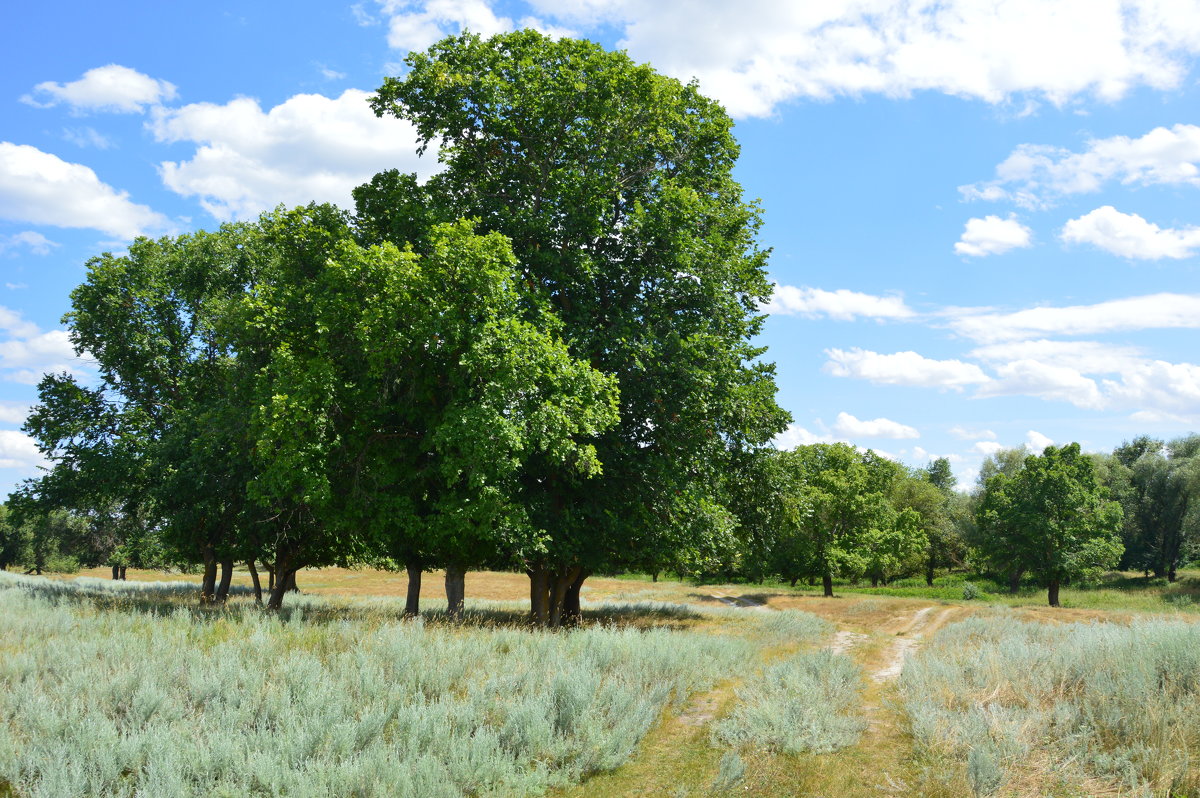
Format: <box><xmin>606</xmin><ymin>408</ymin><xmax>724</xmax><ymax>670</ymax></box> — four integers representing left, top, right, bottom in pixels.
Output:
<box><xmin>1</xmin><ymin>567</ymin><xmax>1198</xmax><ymax>797</ymax></box>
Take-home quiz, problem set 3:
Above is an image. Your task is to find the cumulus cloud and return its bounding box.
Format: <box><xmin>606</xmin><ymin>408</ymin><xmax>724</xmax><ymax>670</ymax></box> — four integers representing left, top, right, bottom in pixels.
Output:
<box><xmin>23</xmin><ymin>65</ymin><xmax>176</xmax><ymax>114</ymax></box>
<box><xmin>0</xmin><ymin>142</ymin><xmax>169</xmax><ymax>239</ymax></box>
<box><xmin>945</xmin><ymin>293</ymin><xmax>1200</xmax><ymax>342</ymax></box>
<box><xmin>150</xmin><ymin>89</ymin><xmax>437</xmax><ymax>221</ymax></box>
<box><xmin>0</xmin><ymin>429</ymin><xmax>44</xmax><ymax>470</ymax></box>
<box><xmin>833</xmin><ymin>411</ymin><xmax>919</xmax><ymax>439</ymax></box>
<box><xmin>0</xmin><ymin>306</ymin><xmax>92</xmax><ymax>385</ymax></box>
<box><xmin>976</xmin><ymin>359</ymin><xmax>1105</xmax><ymax>408</ymax></box>
<box><xmin>773</xmin><ymin>423</ymin><xmax>834</xmax><ymax>449</ymax></box>
<box><xmin>1102</xmin><ymin>360</ymin><xmax>1200</xmax><ymax>419</ymax></box>
<box><xmin>1026</xmin><ymin>430</ymin><xmax>1054</xmax><ymax>451</ymax></box>
<box><xmin>954</xmin><ymin>214</ymin><xmax>1032</xmax><ymax>257</ymax></box>
<box><xmin>973</xmin><ymin>440</ymin><xmax>1004</xmax><ymax>456</ymax></box>
<box><xmin>1060</xmin><ymin>206</ymin><xmax>1200</xmax><ymax>259</ymax></box>
<box><xmin>824</xmin><ymin>347</ymin><xmax>991</xmax><ymax>390</ymax></box>
<box><xmin>961</xmin><ymin>123</ymin><xmax>1200</xmax><ymax>207</ymax></box>
<box><xmin>0</xmin><ymin>231</ymin><xmax>58</xmax><ymax>257</ymax></box>
<box><xmin>765</xmin><ymin>285</ymin><xmax>913</xmax><ymax>320</ymax></box>
<box><xmin>0</xmin><ymin>402</ymin><xmax>29</xmax><ymax>425</ymax></box>
<box><xmin>367</xmin><ymin>0</ymin><xmax>1200</xmax><ymax>118</ymax></box>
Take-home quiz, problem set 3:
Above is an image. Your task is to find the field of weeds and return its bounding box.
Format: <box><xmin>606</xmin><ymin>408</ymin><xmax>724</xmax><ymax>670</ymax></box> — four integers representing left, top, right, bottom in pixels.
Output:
<box><xmin>3</xmin><ymin>569</ymin><xmax>1199</xmax><ymax>797</ymax></box>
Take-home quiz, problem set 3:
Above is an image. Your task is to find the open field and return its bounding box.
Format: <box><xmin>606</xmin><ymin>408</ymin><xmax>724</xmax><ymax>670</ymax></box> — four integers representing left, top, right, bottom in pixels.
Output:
<box><xmin>5</xmin><ymin>568</ymin><xmax>1199</xmax><ymax>797</ymax></box>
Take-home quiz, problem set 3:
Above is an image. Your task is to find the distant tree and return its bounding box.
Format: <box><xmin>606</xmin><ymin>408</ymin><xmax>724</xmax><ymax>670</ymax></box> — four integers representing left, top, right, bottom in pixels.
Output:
<box><xmin>970</xmin><ymin>447</ymin><xmax>1031</xmax><ymax>592</ymax></box>
<box><xmin>788</xmin><ymin>443</ymin><xmax>893</xmax><ymax>597</ymax></box>
<box><xmin>977</xmin><ymin>443</ymin><xmax>1123</xmax><ymax>606</ymax></box>
<box><xmin>897</xmin><ymin>467</ymin><xmax>958</xmax><ymax>586</ymax></box>
<box><xmin>0</xmin><ymin>504</ymin><xmax>28</xmax><ymax>571</ymax></box>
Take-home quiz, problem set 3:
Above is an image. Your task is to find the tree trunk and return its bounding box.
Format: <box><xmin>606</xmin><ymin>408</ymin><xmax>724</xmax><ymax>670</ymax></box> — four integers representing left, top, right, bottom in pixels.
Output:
<box><xmin>789</xmin><ymin>576</ymin><xmax>798</xmax><ymax>587</ymax></box>
<box><xmin>265</xmin><ymin>561</ymin><xmax>276</xmax><ymax>592</ymax></box>
<box><xmin>405</xmin><ymin>558</ymin><xmax>422</xmax><ymax>617</ymax></box>
<box><xmin>200</xmin><ymin>547</ymin><xmax>218</xmax><ymax>605</ymax></box>
<box><xmin>444</xmin><ymin>564</ymin><xmax>465</xmax><ymax>620</ymax></box>
<box><xmin>870</xmin><ymin>576</ymin><xmax>879</xmax><ymax>587</ymax></box>
<box><xmin>562</xmin><ymin>569</ymin><xmax>587</xmax><ymax>627</ymax></box>
<box><xmin>1047</xmin><ymin>579</ymin><xmax>1061</xmax><ymax>607</ymax></box>
<box><xmin>1168</xmin><ymin>567</ymin><xmax>1177</xmax><ymax>583</ymax></box>
<box><xmin>215</xmin><ymin>558</ymin><xmax>234</xmax><ymax>603</ymax></box>
<box><xmin>119</xmin><ymin>566</ymin><xmax>127</xmax><ymax>580</ymax></box>
<box><xmin>528</xmin><ymin>566</ymin><xmax>549</xmax><ymax>626</ymax></box>
<box><xmin>651</xmin><ymin>571</ymin><xmax>659</xmax><ymax>583</ymax></box>
<box><xmin>266</xmin><ymin>570</ymin><xmax>295</xmax><ymax>610</ymax></box>
<box><xmin>247</xmin><ymin>561</ymin><xmax>263</xmax><ymax>606</ymax></box>
<box><xmin>111</xmin><ymin>564</ymin><xmax>120</xmax><ymax>580</ymax></box>
<box><xmin>925</xmin><ymin>559</ymin><xmax>935</xmax><ymax>587</ymax></box>
<box><xmin>1008</xmin><ymin>568</ymin><xmax>1023</xmax><ymax>595</ymax></box>
<box><xmin>822</xmin><ymin>572</ymin><xmax>833</xmax><ymax>598</ymax></box>
<box><xmin>548</xmin><ymin>566</ymin><xmax>582</xmax><ymax>628</ymax></box>
<box><xmin>283</xmin><ymin>570</ymin><xmax>298</xmax><ymax>593</ymax></box>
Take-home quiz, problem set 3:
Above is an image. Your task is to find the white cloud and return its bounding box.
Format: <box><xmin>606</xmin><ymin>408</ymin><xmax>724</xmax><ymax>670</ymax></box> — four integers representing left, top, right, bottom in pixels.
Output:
<box><xmin>380</xmin><ymin>0</ymin><xmax>514</xmax><ymax>51</ymax></box>
<box><xmin>824</xmin><ymin>347</ymin><xmax>991</xmax><ymax>390</ymax></box>
<box><xmin>909</xmin><ymin>446</ymin><xmax>964</xmax><ymax>464</ymax></box>
<box><xmin>945</xmin><ymin>293</ymin><xmax>1200</xmax><ymax>342</ymax></box>
<box><xmin>0</xmin><ymin>231</ymin><xmax>58</xmax><ymax>257</ymax></box>
<box><xmin>23</xmin><ymin>65</ymin><xmax>176</xmax><ymax>114</ymax></box>
<box><xmin>766</xmin><ymin>285</ymin><xmax>914</xmax><ymax>320</ymax></box>
<box><xmin>0</xmin><ymin>429</ymin><xmax>44</xmax><ymax>470</ymax></box>
<box><xmin>498</xmin><ymin>0</ymin><xmax>1200</xmax><ymax>118</ymax></box>
<box><xmin>0</xmin><ymin>307</ymin><xmax>92</xmax><ymax>386</ymax></box>
<box><xmin>1061</xmin><ymin>206</ymin><xmax>1200</xmax><ymax>259</ymax></box>
<box><xmin>967</xmin><ymin>339</ymin><xmax>1145</xmax><ymax>374</ymax></box>
<box><xmin>961</xmin><ymin>123</ymin><xmax>1200</xmax><ymax>207</ymax></box>
<box><xmin>0</xmin><ymin>402</ymin><xmax>29</xmax><ymax>425</ymax></box>
<box><xmin>976</xmin><ymin>359</ymin><xmax>1105</xmax><ymax>408</ymax></box>
<box><xmin>973</xmin><ymin>440</ymin><xmax>1004</xmax><ymax>455</ymax></box>
<box><xmin>833</xmin><ymin>411</ymin><xmax>919</xmax><ymax>439</ymax></box>
<box><xmin>773</xmin><ymin>423</ymin><xmax>834</xmax><ymax>449</ymax></box>
<box><xmin>1102</xmin><ymin>360</ymin><xmax>1200</xmax><ymax>419</ymax></box>
<box><xmin>0</xmin><ymin>142</ymin><xmax>169</xmax><ymax>239</ymax></box>
<box><xmin>954</xmin><ymin>214</ymin><xmax>1032</xmax><ymax>257</ymax></box>
<box><xmin>150</xmin><ymin>89</ymin><xmax>437</xmax><ymax>221</ymax></box>
<box><xmin>949</xmin><ymin>425</ymin><xmax>996</xmax><ymax>440</ymax></box>
<box><xmin>1026</xmin><ymin>430</ymin><xmax>1054</xmax><ymax>451</ymax></box>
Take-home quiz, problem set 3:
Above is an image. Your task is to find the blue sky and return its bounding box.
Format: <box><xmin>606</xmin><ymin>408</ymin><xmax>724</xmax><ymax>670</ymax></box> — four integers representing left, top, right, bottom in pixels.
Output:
<box><xmin>2</xmin><ymin>0</ymin><xmax>1200</xmax><ymax>497</ymax></box>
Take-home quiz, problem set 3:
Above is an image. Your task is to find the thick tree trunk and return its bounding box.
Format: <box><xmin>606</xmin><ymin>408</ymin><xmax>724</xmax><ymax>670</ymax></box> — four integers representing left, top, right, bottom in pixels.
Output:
<box><xmin>283</xmin><ymin>570</ymin><xmax>298</xmax><ymax>593</ymax></box>
<box><xmin>1048</xmin><ymin>579</ymin><xmax>1061</xmax><ymax>607</ymax></box>
<box><xmin>215</xmin><ymin>558</ymin><xmax>234</xmax><ymax>603</ymax></box>
<box><xmin>925</xmin><ymin>559</ymin><xmax>935</xmax><ymax>587</ymax></box>
<box><xmin>529</xmin><ymin>566</ymin><xmax>549</xmax><ymax>626</ymax></box>
<box><xmin>405</xmin><ymin>558</ymin><xmax>422</xmax><ymax>617</ymax></box>
<box><xmin>651</xmin><ymin>571</ymin><xmax>659</xmax><ymax>583</ymax></box>
<box><xmin>200</xmin><ymin>547</ymin><xmax>218</xmax><ymax>605</ymax></box>
<box><xmin>562</xmin><ymin>569</ymin><xmax>587</xmax><ymax>627</ymax></box>
<box><xmin>247</xmin><ymin>561</ymin><xmax>263</xmax><ymax>606</ymax></box>
<box><xmin>822</xmin><ymin>572</ymin><xmax>833</xmax><ymax>598</ymax></box>
<box><xmin>111</xmin><ymin>564</ymin><xmax>120</xmax><ymax>580</ymax></box>
<box><xmin>1168</xmin><ymin>568</ymin><xmax>1177</xmax><ymax>583</ymax></box>
<box><xmin>444</xmin><ymin>564</ymin><xmax>465</xmax><ymax>620</ymax></box>
<box><xmin>548</xmin><ymin>566</ymin><xmax>582</xmax><ymax>628</ymax></box>
<box><xmin>789</xmin><ymin>576</ymin><xmax>798</xmax><ymax>587</ymax></box>
<box><xmin>119</xmin><ymin>566</ymin><xmax>126</xmax><ymax>580</ymax></box>
<box><xmin>266</xmin><ymin>570</ymin><xmax>295</xmax><ymax>610</ymax></box>
<box><xmin>265</xmin><ymin>561</ymin><xmax>276</xmax><ymax>592</ymax></box>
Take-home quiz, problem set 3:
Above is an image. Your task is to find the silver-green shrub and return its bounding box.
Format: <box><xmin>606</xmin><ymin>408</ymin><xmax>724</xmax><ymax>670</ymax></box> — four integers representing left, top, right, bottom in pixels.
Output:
<box><xmin>712</xmin><ymin>648</ymin><xmax>866</xmax><ymax>754</ymax></box>
<box><xmin>900</xmin><ymin>612</ymin><xmax>1200</xmax><ymax>796</ymax></box>
<box><xmin>0</xmin><ymin>572</ymin><xmax>801</xmax><ymax>797</ymax></box>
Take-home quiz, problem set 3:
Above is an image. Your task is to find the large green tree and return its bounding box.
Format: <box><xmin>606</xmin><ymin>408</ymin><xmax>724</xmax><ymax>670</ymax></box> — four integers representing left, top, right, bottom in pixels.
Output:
<box><xmin>366</xmin><ymin>31</ymin><xmax>789</xmax><ymax>616</ymax></box>
<box><xmin>977</xmin><ymin>443</ymin><xmax>1123</xmax><ymax>606</ymax></box>
<box><xmin>240</xmin><ymin>211</ymin><xmax>618</xmax><ymax>613</ymax></box>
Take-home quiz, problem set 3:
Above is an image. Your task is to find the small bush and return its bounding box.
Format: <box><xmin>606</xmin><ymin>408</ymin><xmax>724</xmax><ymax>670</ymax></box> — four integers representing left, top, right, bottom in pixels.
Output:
<box><xmin>713</xmin><ymin>649</ymin><xmax>865</xmax><ymax>754</ymax></box>
<box><xmin>961</xmin><ymin>582</ymin><xmax>980</xmax><ymax>600</ymax></box>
